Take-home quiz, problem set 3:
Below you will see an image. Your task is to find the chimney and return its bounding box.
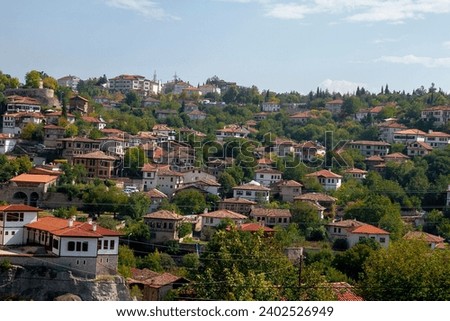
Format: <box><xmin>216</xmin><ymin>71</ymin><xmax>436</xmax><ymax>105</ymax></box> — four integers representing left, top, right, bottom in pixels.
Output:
<box><xmin>68</xmin><ymin>218</ymin><xmax>74</xmax><ymax>228</ymax></box>
<box><xmin>88</xmin><ymin>218</ymin><xmax>93</xmax><ymax>225</ymax></box>
<box><xmin>92</xmin><ymin>223</ymin><xmax>97</xmax><ymax>232</ymax></box>
<box><xmin>71</xmin><ymin>215</ymin><xmax>76</xmax><ymax>222</ymax></box>
<box><xmin>203</xmin><ymin>208</ymin><xmax>208</xmax><ymax>214</ymax></box>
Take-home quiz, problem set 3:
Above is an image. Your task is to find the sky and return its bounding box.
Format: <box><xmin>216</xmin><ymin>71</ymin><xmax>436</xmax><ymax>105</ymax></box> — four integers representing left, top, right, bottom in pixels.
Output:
<box><xmin>1</xmin><ymin>0</ymin><xmax>450</xmax><ymax>94</ymax></box>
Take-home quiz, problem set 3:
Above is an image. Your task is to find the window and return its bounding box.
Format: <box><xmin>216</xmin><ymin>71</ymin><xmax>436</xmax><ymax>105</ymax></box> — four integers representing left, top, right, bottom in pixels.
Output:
<box><xmin>11</xmin><ymin>231</ymin><xmax>15</xmax><ymax>235</ymax></box>
<box><xmin>380</xmin><ymin>237</ymin><xmax>386</xmax><ymax>243</ymax></box>
<box><xmin>82</xmin><ymin>242</ymin><xmax>88</xmax><ymax>252</ymax></box>
<box><xmin>53</xmin><ymin>239</ymin><xmax>59</xmax><ymax>250</ymax></box>
<box><xmin>6</xmin><ymin>212</ymin><xmax>24</xmax><ymax>222</ymax></box>
<box><xmin>359</xmin><ymin>236</ymin><xmax>365</xmax><ymax>241</ymax></box>
<box><xmin>68</xmin><ymin>241</ymin><xmax>75</xmax><ymax>251</ymax></box>
<box><xmin>110</xmin><ymin>240</ymin><xmax>115</xmax><ymax>250</ymax></box>
<box><xmin>5</xmin><ymin>231</ymin><xmax>9</xmax><ymax>235</ymax></box>
<box><xmin>103</xmin><ymin>240</ymin><xmax>108</xmax><ymax>250</ymax></box>
<box><xmin>76</xmin><ymin>242</ymin><xmax>82</xmax><ymax>251</ymax></box>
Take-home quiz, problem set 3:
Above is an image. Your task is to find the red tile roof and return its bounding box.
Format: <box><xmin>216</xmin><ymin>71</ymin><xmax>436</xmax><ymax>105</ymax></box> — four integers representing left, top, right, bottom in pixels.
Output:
<box><xmin>294</xmin><ymin>193</ymin><xmax>337</xmax><ymax>202</ymax></box>
<box><xmin>0</xmin><ymin>204</ymin><xmax>42</xmax><ymax>212</ymax></box>
<box><xmin>235</xmin><ymin>223</ymin><xmax>274</xmax><ymax>233</ymax></box>
<box><xmin>350</xmin><ymin>224</ymin><xmax>390</xmax><ymax>235</ymax></box>
<box><xmin>201</xmin><ymin>209</ymin><xmax>247</xmax><ymax>219</ymax></box>
<box><xmin>306</xmin><ymin>169</ymin><xmax>342</xmax><ymax>179</ymax></box>
<box><xmin>276</xmin><ymin>180</ymin><xmax>303</xmax><ymax>187</ymax></box>
<box><xmin>144</xmin><ymin>210</ymin><xmax>183</xmax><ymax>220</ymax></box>
<box><xmin>220</xmin><ymin>197</ymin><xmax>258</xmax><ymax>205</ymax></box>
<box><xmin>25</xmin><ymin>216</ymin><xmax>122</xmax><ymax>237</ymax></box>
<box><xmin>403</xmin><ymin>231</ymin><xmax>445</xmax><ymax>244</ymax></box>
<box><xmin>329</xmin><ymin>282</ymin><xmax>363</xmax><ymax>301</ymax></box>
<box><xmin>250</xmin><ymin>208</ymin><xmax>291</xmax><ymax>218</ymax></box>
<box><xmin>10</xmin><ymin>174</ymin><xmax>58</xmax><ymax>184</ymax></box>
<box><xmin>232</xmin><ymin>183</ymin><xmax>270</xmax><ymax>191</ymax></box>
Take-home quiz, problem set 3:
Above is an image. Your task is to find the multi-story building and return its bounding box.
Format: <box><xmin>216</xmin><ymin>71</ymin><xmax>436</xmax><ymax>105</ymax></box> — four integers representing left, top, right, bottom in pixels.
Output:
<box><xmin>325</xmin><ymin>99</ymin><xmax>344</xmax><ymax>114</ymax></box>
<box><xmin>253</xmin><ymin>168</ymin><xmax>283</xmax><ymax>187</ymax></box>
<box><xmin>348</xmin><ymin>140</ymin><xmax>390</xmax><ymax>157</ymax></box>
<box><xmin>143</xmin><ymin>210</ymin><xmax>183</xmax><ymax>243</ymax></box>
<box><xmin>393</xmin><ymin>129</ymin><xmax>427</xmax><ymax>144</ymax></box>
<box><xmin>274</xmin><ymin>180</ymin><xmax>303</xmax><ymax>202</ymax></box>
<box><xmin>218</xmin><ymin>197</ymin><xmax>257</xmax><ymax>214</ymax></box>
<box><xmin>57</xmin><ymin>75</ymin><xmax>81</xmax><ymax>91</ymax></box>
<box><xmin>59</xmin><ymin>137</ymin><xmax>101</xmax><ymax>160</ymax></box>
<box><xmin>249</xmin><ymin>208</ymin><xmax>291</xmax><ymax>228</ymax></box>
<box><xmin>0</xmin><ymin>133</ymin><xmax>17</xmax><ymax>154</ymax></box>
<box><xmin>305</xmin><ymin>169</ymin><xmax>342</xmax><ymax>191</ymax></box>
<box><xmin>232</xmin><ymin>181</ymin><xmax>270</xmax><ymax>203</ymax></box>
<box><xmin>2</xmin><ymin>112</ymin><xmax>45</xmax><ymax>135</ymax></box>
<box><xmin>72</xmin><ymin>151</ymin><xmax>116</xmax><ymax>179</ymax></box>
<box><xmin>425</xmin><ymin>131</ymin><xmax>450</xmax><ymax>149</ymax></box>
<box><xmin>216</xmin><ymin>125</ymin><xmax>250</xmax><ymax>141</ymax></box>
<box><xmin>261</xmin><ymin>102</ymin><xmax>280</xmax><ymax>112</ymax></box>
<box><xmin>43</xmin><ymin>124</ymin><xmax>66</xmax><ymax>148</ymax></box>
<box><xmin>109</xmin><ymin>74</ymin><xmax>160</xmax><ymax>96</ymax></box>
<box><xmin>407</xmin><ymin>141</ymin><xmax>433</xmax><ymax>157</ymax></box>
<box><xmin>377</xmin><ymin>121</ymin><xmax>407</xmax><ymax>143</ymax></box>
<box><xmin>421</xmin><ymin>106</ymin><xmax>450</xmax><ymax>126</ymax></box>
<box><xmin>5</xmin><ymin>95</ymin><xmax>41</xmax><ymax>113</ymax></box>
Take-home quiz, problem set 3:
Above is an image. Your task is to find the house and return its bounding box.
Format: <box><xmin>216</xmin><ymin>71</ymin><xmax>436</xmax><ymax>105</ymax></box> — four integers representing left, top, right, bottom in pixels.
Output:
<box><xmin>128</xmin><ymin>268</ymin><xmax>189</xmax><ymax>301</ymax></box>
<box><xmin>155</xmin><ymin>109</ymin><xmax>178</xmax><ymax>120</ymax></box>
<box><xmin>2</xmin><ymin>112</ymin><xmax>44</xmax><ymax>135</ymax></box>
<box><xmin>274</xmin><ymin>180</ymin><xmax>303</xmax><ymax>202</ymax></box>
<box><xmin>182</xmin><ymin>169</ymin><xmax>216</xmax><ymax>184</ymax></box>
<box><xmin>6</xmin><ymin>95</ymin><xmax>41</xmax><ymax>113</ymax></box>
<box><xmin>294</xmin><ymin>141</ymin><xmax>326</xmax><ymax>162</ymax></box>
<box><xmin>294</xmin><ymin>193</ymin><xmax>337</xmax><ymax>214</ymax></box>
<box><xmin>182</xmin><ymin>86</ymin><xmax>202</xmax><ymax>97</ymax></box>
<box><xmin>44</xmin><ymin>111</ymin><xmax>76</xmax><ymax>125</ymax></box>
<box><xmin>232</xmin><ymin>181</ymin><xmax>270</xmax><ymax>203</ymax></box>
<box><xmin>57</xmin><ymin>75</ymin><xmax>81</xmax><ymax>91</ymax></box>
<box><xmin>187</xmin><ymin>110</ymin><xmax>207</xmax><ymax>121</ymax></box>
<box><xmin>8</xmin><ymin>173</ymin><xmax>58</xmax><ymax>206</ymax></box>
<box><xmin>403</xmin><ymin>231</ymin><xmax>446</xmax><ymax>250</ymax></box>
<box><xmin>325</xmin><ymin>99</ymin><xmax>343</xmax><ymax>114</ymax></box>
<box><xmin>142</xmin><ymin>96</ymin><xmax>160</xmax><ymax>107</ymax></box>
<box><xmin>43</xmin><ymin>124</ymin><xmax>66</xmax><ymax>148</ymax></box>
<box><xmin>218</xmin><ymin>197</ymin><xmax>257</xmax><ymax>215</ymax></box>
<box><xmin>377</xmin><ymin>121</ymin><xmax>407</xmax><ymax>143</ymax></box>
<box><xmin>172</xmin><ymin>81</ymin><xmax>190</xmax><ymax>95</ymax></box>
<box><xmin>0</xmin><ymin>133</ymin><xmax>17</xmax><ymax>154</ymax></box>
<box><xmin>81</xmin><ymin>116</ymin><xmax>106</xmax><ymax>130</ymax></box>
<box><xmin>227</xmin><ymin>222</ymin><xmax>274</xmax><ymax>236</ymax></box>
<box><xmin>393</xmin><ymin>129</ymin><xmax>427</xmax><ymax>144</ymax></box>
<box><xmin>406</xmin><ymin>141</ymin><xmax>433</xmax><ymax>157</ymax></box>
<box><xmin>249</xmin><ymin>208</ymin><xmax>291</xmax><ymax>228</ymax></box>
<box><xmin>143</xmin><ymin>210</ymin><xmax>184</xmax><ymax>242</ymax></box>
<box><xmin>198</xmin><ymin>84</ymin><xmax>221</xmax><ymax>96</ymax></box>
<box><xmin>305</xmin><ymin>169</ymin><xmax>342</xmax><ymax>191</ymax></box>
<box><xmin>289</xmin><ymin>111</ymin><xmax>318</xmax><ymax>124</ymax></box>
<box><xmin>420</xmin><ymin>105</ymin><xmax>450</xmax><ymax>126</ymax></box>
<box><xmin>253</xmin><ymin>168</ymin><xmax>283</xmax><ymax>187</ymax></box>
<box><xmin>181</xmin><ymin>178</ymin><xmax>221</xmax><ymax>196</ymax></box>
<box><xmin>141</xmin><ymin>163</ymin><xmax>161</xmax><ymax>191</ymax></box>
<box><xmin>425</xmin><ymin>130</ymin><xmax>450</xmax><ymax>149</ymax></box>
<box><xmin>59</xmin><ymin>137</ymin><xmax>101</xmax><ymax>160</ymax></box>
<box><xmin>72</xmin><ymin>151</ymin><xmax>116</xmax><ymax>179</ymax></box>
<box><xmin>326</xmin><ymin>219</ymin><xmax>390</xmax><ymax>248</ymax></box>
<box><xmin>348</xmin><ymin>140</ymin><xmax>390</xmax><ymax>157</ymax></box>
<box><xmin>365</xmin><ymin>155</ymin><xmax>385</xmax><ymax>171</ymax></box>
<box><xmin>254</xmin><ymin>112</ymin><xmax>269</xmax><ymax>121</ymax></box>
<box><xmin>157</xmin><ymin>167</ymin><xmax>184</xmax><ymax>196</ymax></box>
<box><xmin>261</xmin><ymin>102</ymin><xmax>280</xmax><ymax>112</ymax></box>
<box><xmin>329</xmin><ymin>282</ymin><xmax>363</xmax><ymax>301</ymax></box>
<box><xmin>69</xmin><ymin>95</ymin><xmax>89</xmax><ymax>114</ymax></box>
<box><xmin>152</xmin><ymin>124</ymin><xmax>175</xmax><ymax>141</ymax></box>
<box><xmin>200</xmin><ymin>209</ymin><xmax>247</xmax><ymax>232</ymax></box>
<box><xmin>24</xmin><ymin>215</ymin><xmax>122</xmax><ymax>277</ymax></box>
<box><xmin>0</xmin><ymin>204</ymin><xmax>42</xmax><ymax>245</ymax></box>
<box><xmin>343</xmin><ymin>168</ymin><xmax>368</xmax><ymax>181</ymax></box>
<box><xmin>216</xmin><ymin>125</ymin><xmax>250</xmax><ymax>141</ymax></box>
<box><xmin>109</xmin><ymin>74</ymin><xmax>160</xmax><ymax>96</ymax></box>
<box><xmin>99</xmin><ymin>136</ymin><xmax>126</xmax><ymax>157</ymax></box>
<box><xmin>144</xmin><ymin>188</ymin><xmax>168</xmax><ymax>212</ymax></box>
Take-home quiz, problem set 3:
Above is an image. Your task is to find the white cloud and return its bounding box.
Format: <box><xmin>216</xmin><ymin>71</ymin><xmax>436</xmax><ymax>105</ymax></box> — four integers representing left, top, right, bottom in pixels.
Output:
<box><xmin>377</xmin><ymin>55</ymin><xmax>450</xmax><ymax>68</ymax></box>
<box><xmin>228</xmin><ymin>0</ymin><xmax>450</xmax><ymax>23</ymax></box>
<box><xmin>443</xmin><ymin>41</ymin><xmax>450</xmax><ymax>49</ymax></box>
<box><xmin>372</xmin><ymin>37</ymin><xmax>400</xmax><ymax>44</ymax></box>
<box><xmin>319</xmin><ymin>79</ymin><xmax>367</xmax><ymax>94</ymax></box>
<box><xmin>104</xmin><ymin>0</ymin><xmax>179</xmax><ymax>20</ymax></box>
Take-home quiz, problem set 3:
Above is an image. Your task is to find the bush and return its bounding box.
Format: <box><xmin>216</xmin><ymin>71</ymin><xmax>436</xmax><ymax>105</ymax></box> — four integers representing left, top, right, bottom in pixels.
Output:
<box><xmin>0</xmin><ymin>259</ymin><xmax>12</xmax><ymax>271</ymax></box>
<box><xmin>332</xmin><ymin>238</ymin><xmax>349</xmax><ymax>251</ymax></box>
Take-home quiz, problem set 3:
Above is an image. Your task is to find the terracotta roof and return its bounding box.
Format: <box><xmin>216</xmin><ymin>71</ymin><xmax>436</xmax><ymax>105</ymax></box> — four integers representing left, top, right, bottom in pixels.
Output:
<box><xmin>144</xmin><ymin>210</ymin><xmax>183</xmax><ymax>220</ymax></box>
<box><xmin>305</xmin><ymin>169</ymin><xmax>342</xmax><ymax>179</ymax></box>
<box><xmin>73</xmin><ymin>150</ymin><xmax>116</xmax><ymax>160</ymax></box>
<box><xmin>395</xmin><ymin>129</ymin><xmax>427</xmax><ymax>136</ymax></box>
<box><xmin>290</xmin><ymin>111</ymin><xmax>316</xmax><ymax>119</ymax></box>
<box><xmin>129</xmin><ymin>269</ymin><xmax>186</xmax><ymax>288</ymax></box>
<box><xmin>326</xmin><ymin>219</ymin><xmax>366</xmax><ymax>228</ymax></box>
<box><xmin>349</xmin><ymin>140</ymin><xmax>390</xmax><ymax>146</ymax></box>
<box><xmin>6</xmin><ymin>95</ymin><xmax>41</xmax><ymax>105</ymax></box>
<box><xmin>25</xmin><ymin>216</ymin><xmax>122</xmax><ymax>237</ymax></box>
<box><xmin>130</xmin><ymin>268</ymin><xmax>160</xmax><ymax>281</ymax></box>
<box><xmin>250</xmin><ymin>208</ymin><xmax>291</xmax><ymax>218</ymax></box>
<box><xmin>29</xmin><ymin>167</ymin><xmax>63</xmax><ymax>176</ymax></box>
<box><xmin>276</xmin><ymin>180</ymin><xmax>303</xmax><ymax>187</ymax></box>
<box><xmin>220</xmin><ymin>197</ymin><xmax>257</xmax><ymax>205</ymax></box>
<box><xmin>0</xmin><ymin>134</ymin><xmax>16</xmax><ymax>139</ymax></box>
<box><xmin>403</xmin><ymin>231</ymin><xmax>445</xmax><ymax>244</ymax></box>
<box><xmin>59</xmin><ymin>137</ymin><xmax>99</xmax><ymax>143</ymax></box>
<box><xmin>45</xmin><ymin>111</ymin><xmax>75</xmax><ymax>117</ymax></box>
<box><xmin>422</xmin><ymin>105</ymin><xmax>450</xmax><ymax>111</ymax></box>
<box><xmin>350</xmin><ymin>224</ymin><xmax>390</xmax><ymax>235</ymax></box>
<box><xmin>365</xmin><ymin>155</ymin><xmax>384</xmax><ymax>161</ymax></box>
<box><xmin>255</xmin><ymin>168</ymin><xmax>283</xmax><ymax>174</ymax></box>
<box><xmin>378</xmin><ymin>122</ymin><xmax>407</xmax><ymax>129</ymax></box>
<box><xmin>235</xmin><ymin>223</ymin><xmax>274</xmax><ymax>233</ymax></box>
<box><xmin>329</xmin><ymin>282</ymin><xmax>364</xmax><ymax>301</ymax></box>
<box><xmin>233</xmin><ymin>183</ymin><xmax>271</xmax><ymax>191</ymax></box>
<box><xmin>82</xmin><ymin>116</ymin><xmax>104</xmax><ymax>123</ymax></box>
<box><xmin>326</xmin><ymin>99</ymin><xmax>344</xmax><ymax>104</ymax></box>
<box><xmin>426</xmin><ymin>131</ymin><xmax>450</xmax><ymax>138</ymax></box>
<box><xmin>10</xmin><ymin>174</ymin><xmax>58</xmax><ymax>184</ymax></box>
<box><xmin>383</xmin><ymin>152</ymin><xmax>410</xmax><ymax>160</ymax></box>
<box><xmin>407</xmin><ymin>141</ymin><xmax>433</xmax><ymax>150</ymax></box>
<box><xmin>0</xmin><ymin>204</ymin><xmax>42</xmax><ymax>212</ymax></box>
<box><xmin>369</xmin><ymin>106</ymin><xmax>383</xmax><ymax>113</ymax></box>
<box><xmin>344</xmin><ymin>168</ymin><xmax>368</xmax><ymax>174</ymax></box>
<box><xmin>257</xmin><ymin>158</ymin><xmax>274</xmax><ymax>165</ymax></box>
<box><xmin>145</xmin><ymin>188</ymin><xmax>168</xmax><ymax>199</ymax></box>
<box><xmin>200</xmin><ymin>209</ymin><xmax>247</xmax><ymax>219</ymax></box>
<box><xmin>70</xmin><ymin>95</ymin><xmax>89</xmax><ymax>102</ymax></box>
<box><xmin>44</xmin><ymin>124</ymin><xmax>65</xmax><ymax>130</ymax></box>
<box><xmin>294</xmin><ymin>193</ymin><xmax>337</xmax><ymax>202</ymax></box>
<box><xmin>101</xmin><ymin>128</ymin><xmax>126</xmax><ymax>135</ymax></box>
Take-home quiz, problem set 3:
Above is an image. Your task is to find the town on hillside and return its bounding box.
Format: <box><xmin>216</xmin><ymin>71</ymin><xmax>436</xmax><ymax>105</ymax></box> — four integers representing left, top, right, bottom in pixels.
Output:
<box><xmin>0</xmin><ymin>71</ymin><xmax>449</xmax><ymax>301</ymax></box>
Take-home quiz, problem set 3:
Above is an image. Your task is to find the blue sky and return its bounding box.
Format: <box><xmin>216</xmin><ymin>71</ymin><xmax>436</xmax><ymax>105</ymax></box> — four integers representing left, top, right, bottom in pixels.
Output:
<box><xmin>2</xmin><ymin>0</ymin><xmax>450</xmax><ymax>94</ymax></box>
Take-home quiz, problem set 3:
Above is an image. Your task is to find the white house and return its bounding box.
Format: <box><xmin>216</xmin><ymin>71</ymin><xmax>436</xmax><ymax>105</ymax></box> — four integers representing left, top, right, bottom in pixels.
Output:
<box><xmin>393</xmin><ymin>129</ymin><xmax>427</xmax><ymax>144</ymax></box>
<box><xmin>216</xmin><ymin>125</ymin><xmax>250</xmax><ymax>141</ymax></box>
<box><xmin>406</xmin><ymin>141</ymin><xmax>433</xmax><ymax>157</ymax></box>
<box><xmin>261</xmin><ymin>102</ymin><xmax>280</xmax><ymax>112</ymax></box>
<box><xmin>232</xmin><ymin>181</ymin><xmax>270</xmax><ymax>202</ymax></box>
<box><xmin>57</xmin><ymin>75</ymin><xmax>81</xmax><ymax>91</ymax></box>
<box><xmin>0</xmin><ymin>133</ymin><xmax>17</xmax><ymax>154</ymax></box>
<box><xmin>249</xmin><ymin>208</ymin><xmax>291</xmax><ymax>228</ymax></box>
<box><xmin>253</xmin><ymin>168</ymin><xmax>283</xmax><ymax>187</ymax></box>
<box><xmin>305</xmin><ymin>169</ymin><xmax>342</xmax><ymax>191</ymax></box>
<box><xmin>6</xmin><ymin>95</ymin><xmax>41</xmax><ymax>113</ymax></box>
<box><xmin>425</xmin><ymin>131</ymin><xmax>450</xmax><ymax>149</ymax></box>
<box><xmin>325</xmin><ymin>99</ymin><xmax>343</xmax><ymax>114</ymax></box>
<box><xmin>421</xmin><ymin>105</ymin><xmax>450</xmax><ymax>126</ymax></box>
<box><xmin>343</xmin><ymin>168</ymin><xmax>368</xmax><ymax>181</ymax></box>
<box><xmin>326</xmin><ymin>219</ymin><xmax>390</xmax><ymax>248</ymax></box>
<box><xmin>377</xmin><ymin>121</ymin><xmax>407</xmax><ymax>143</ymax></box>
<box><xmin>0</xmin><ymin>204</ymin><xmax>41</xmax><ymax>245</ymax></box>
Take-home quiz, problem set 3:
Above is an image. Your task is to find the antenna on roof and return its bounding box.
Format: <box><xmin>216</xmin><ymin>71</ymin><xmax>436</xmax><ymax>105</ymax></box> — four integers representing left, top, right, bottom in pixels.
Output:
<box><xmin>153</xmin><ymin>70</ymin><xmax>157</xmax><ymax>82</ymax></box>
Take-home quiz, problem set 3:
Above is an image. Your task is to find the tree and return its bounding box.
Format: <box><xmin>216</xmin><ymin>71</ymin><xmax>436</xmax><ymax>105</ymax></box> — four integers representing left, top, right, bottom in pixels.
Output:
<box><xmin>119</xmin><ymin>192</ymin><xmax>151</xmax><ymax>220</ymax></box>
<box><xmin>359</xmin><ymin>240</ymin><xmax>450</xmax><ymax>300</ymax></box>
<box><xmin>218</xmin><ymin>172</ymin><xmax>237</xmax><ymax>198</ymax></box>
<box><xmin>172</xmin><ymin>189</ymin><xmax>207</xmax><ymax>215</ymax></box>
<box><xmin>25</xmin><ymin>70</ymin><xmax>42</xmax><ymax>88</ymax></box>
<box><xmin>291</xmin><ymin>201</ymin><xmax>321</xmax><ymax>232</ymax></box>
<box><xmin>0</xmin><ymin>155</ymin><xmax>33</xmax><ymax>182</ymax></box>
<box><xmin>123</xmin><ymin>147</ymin><xmax>147</xmax><ymax>178</ymax></box>
<box><xmin>42</xmin><ymin>76</ymin><xmax>58</xmax><ymax>90</ymax></box>
<box><xmin>20</xmin><ymin>123</ymin><xmax>43</xmax><ymax>141</ymax></box>
<box><xmin>118</xmin><ymin>245</ymin><xmax>137</xmax><ymax>277</ymax></box>
<box><xmin>342</xmin><ymin>96</ymin><xmax>364</xmax><ymax>116</ymax></box>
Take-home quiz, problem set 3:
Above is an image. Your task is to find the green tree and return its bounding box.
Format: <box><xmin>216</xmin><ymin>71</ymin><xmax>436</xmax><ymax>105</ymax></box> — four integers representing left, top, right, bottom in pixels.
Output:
<box><xmin>291</xmin><ymin>201</ymin><xmax>321</xmax><ymax>232</ymax></box>
<box><xmin>118</xmin><ymin>245</ymin><xmax>137</xmax><ymax>277</ymax></box>
<box><xmin>120</xmin><ymin>192</ymin><xmax>151</xmax><ymax>220</ymax></box>
<box><xmin>360</xmin><ymin>240</ymin><xmax>450</xmax><ymax>300</ymax></box>
<box><xmin>123</xmin><ymin>147</ymin><xmax>147</xmax><ymax>178</ymax></box>
<box><xmin>172</xmin><ymin>189</ymin><xmax>207</xmax><ymax>215</ymax></box>
<box><xmin>25</xmin><ymin>70</ymin><xmax>42</xmax><ymax>88</ymax></box>
<box><xmin>218</xmin><ymin>172</ymin><xmax>237</xmax><ymax>198</ymax></box>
